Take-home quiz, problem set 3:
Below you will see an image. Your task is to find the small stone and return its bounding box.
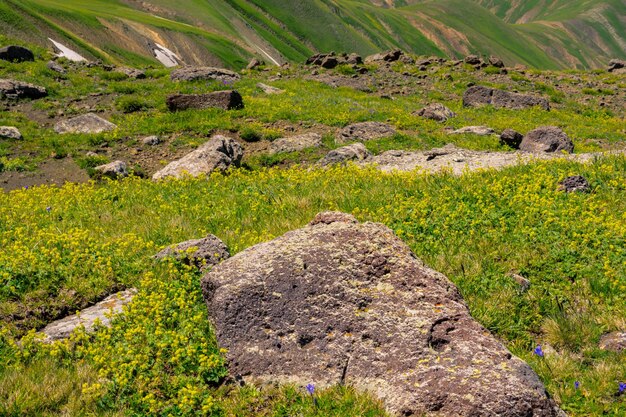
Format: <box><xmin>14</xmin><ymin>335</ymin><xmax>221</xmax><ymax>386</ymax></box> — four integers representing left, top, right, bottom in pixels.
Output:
<box><xmin>46</xmin><ymin>60</ymin><xmax>66</xmax><ymax>74</ymax></box>
<box><xmin>416</xmin><ymin>103</ymin><xmax>456</xmax><ymax>122</ymax></box>
<box><xmin>464</xmin><ymin>55</ymin><xmax>482</xmax><ymax>65</ymax></box>
<box><xmin>508</xmin><ymin>273</ymin><xmax>531</xmax><ymax>292</ymax></box>
<box><xmin>336</xmin><ymin>122</ymin><xmax>396</xmax><ymax>143</ymax></box>
<box><xmin>142</xmin><ymin>135</ymin><xmax>161</xmax><ymax>146</ymax></box>
<box><xmin>488</xmin><ymin>56</ymin><xmax>504</xmax><ymax>68</ymax></box>
<box><xmin>54</xmin><ymin>113</ymin><xmax>117</xmax><ymax>134</ymax></box>
<box><xmin>450</xmin><ymin>126</ymin><xmax>495</xmax><ymax>136</ymax></box>
<box><xmin>247</xmin><ymin>58</ymin><xmax>263</xmax><ymax>70</ymax></box>
<box><xmin>500</xmin><ymin>129</ymin><xmax>523</xmax><ymax>149</ymax></box>
<box><xmin>119</xmin><ymin>67</ymin><xmax>146</xmax><ymax>79</ymax></box>
<box><xmin>269</xmin><ymin>133</ymin><xmax>323</xmax><ymax>154</ymax></box>
<box><xmin>94</xmin><ymin>160</ymin><xmax>128</xmax><ymax>179</ymax></box>
<box><xmin>154</xmin><ymin>235</ymin><xmax>230</xmax><ymax>270</ymax></box>
<box><xmin>558</xmin><ymin>175</ymin><xmax>591</xmax><ymax>193</ymax></box>
<box><xmin>318</xmin><ymin>143</ymin><xmax>372</xmax><ymax>166</ymax></box>
<box><xmin>598</xmin><ymin>331</ymin><xmax>626</xmax><ymax>352</ymax></box>
<box><xmin>0</xmin><ymin>126</ymin><xmax>22</xmax><ymax>140</ymax></box>
<box><xmin>257</xmin><ymin>83</ymin><xmax>285</xmax><ymax>95</ymax></box>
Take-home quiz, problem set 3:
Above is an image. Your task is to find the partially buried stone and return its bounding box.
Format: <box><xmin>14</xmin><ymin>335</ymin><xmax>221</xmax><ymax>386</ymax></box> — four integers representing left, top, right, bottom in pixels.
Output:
<box><xmin>201</xmin><ymin>212</ymin><xmax>565</xmax><ymax>416</ymax></box>
<box><xmin>166</xmin><ymin>90</ymin><xmax>244</xmax><ymax>111</ymax></box>
<box><xmin>558</xmin><ymin>175</ymin><xmax>590</xmax><ymax>193</ymax></box>
<box><xmin>154</xmin><ymin>235</ymin><xmax>230</xmax><ymax>270</ymax></box>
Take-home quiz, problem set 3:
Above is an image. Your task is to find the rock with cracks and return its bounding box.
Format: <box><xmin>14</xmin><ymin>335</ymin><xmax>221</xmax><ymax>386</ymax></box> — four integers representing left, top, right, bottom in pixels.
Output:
<box><xmin>170</xmin><ymin>66</ymin><xmax>240</xmax><ymax>83</ymax></box>
<box><xmin>318</xmin><ymin>143</ymin><xmax>372</xmax><ymax>166</ymax></box>
<box><xmin>201</xmin><ymin>212</ymin><xmax>564</xmax><ymax>417</ymax></box>
<box><xmin>154</xmin><ymin>235</ymin><xmax>230</xmax><ymax>271</ymax></box>
<box><xmin>463</xmin><ymin>86</ymin><xmax>550</xmax><ymax>111</ymax></box>
<box><xmin>0</xmin><ymin>79</ymin><xmax>47</xmax><ymax>100</ymax></box>
<box><xmin>152</xmin><ymin>135</ymin><xmax>243</xmax><ymax>180</ymax></box>
<box><xmin>269</xmin><ymin>133</ymin><xmax>322</xmax><ymax>154</ymax></box>
<box><xmin>337</xmin><ymin>122</ymin><xmax>396</xmax><ymax>143</ymax></box>
<box><xmin>520</xmin><ymin>126</ymin><xmax>574</xmax><ymax>154</ymax></box>
<box><xmin>54</xmin><ymin>113</ymin><xmax>117</xmax><ymax>134</ymax></box>
<box><xmin>166</xmin><ymin>90</ymin><xmax>243</xmax><ymax>111</ymax></box>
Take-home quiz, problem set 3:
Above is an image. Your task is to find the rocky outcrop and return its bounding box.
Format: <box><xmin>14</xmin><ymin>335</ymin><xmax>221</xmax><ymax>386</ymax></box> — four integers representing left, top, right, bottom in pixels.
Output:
<box><xmin>558</xmin><ymin>175</ymin><xmax>590</xmax><ymax>193</ymax></box>
<box><xmin>450</xmin><ymin>126</ymin><xmax>495</xmax><ymax>136</ymax></box>
<box><xmin>318</xmin><ymin>143</ymin><xmax>372</xmax><ymax>166</ymax></box>
<box><xmin>0</xmin><ymin>45</ymin><xmax>34</xmax><ymax>62</ymax></box>
<box><xmin>166</xmin><ymin>90</ymin><xmax>244</xmax><ymax>111</ymax></box>
<box><xmin>154</xmin><ymin>235</ymin><xmax>229</xmax><ymax>270</ymax></box>
<box><xmin>54</xmin><ymin>113</ymin><xmax>117</xmax><ymax>134</ymax></box>
<box><xmin>520</xmin><ymin>126</ymin><xmax>574</xmax><ymax>153</ymax></box>
<box><xmin>365</xmin><ymin>49</ymin><xmax>403</xmax><ymax>63</ymax></box>
<box><xmin>269</xmin><ymin>133</ymin><xmax>323</xmax><ymax>154</ymax></box>
<box><xmin>416</xmin><ymin>103</ymin><xmax>456</xmax><ymax>122</ymax></box>
<box><xmin>152</xmin><ymin>135</ymin><xmax>243</xmax><ymax>180</ymax></box>
<box><xmin>0</xmin><ymin>126</ymin><xmax>22</xmax><ymax>140</ymax></box>
<box><xmin>463</xmin><ymin>86</ymin><xmax>550</xmax><ymax>111</ymax></box>
<box><xmin>39</xmin><ymin>289</ymin><xmax>136</xmax><ymax>342</ymax></box>
<box><xmin>170</xmin><ymin>67</ymin><xmax>240</xmax><ymax>83</ymax></box>
<box><xmin>0</xmin><ymin>79</ymin><xmax>47</xmax><ymax>100</ymax></box>
<box><xmin>500</xmin><ymin>129</ymin><xmax>523</xmax><ymax>149</ymax></box>
<box><xmin>306</xmin><ymin>52</ymin><xmax>363</xmax><ymax>69</ymax></box>
<box><xmin>94</xmin><ymin>160</ymin><xmax>128</xmax><ymax>179</ymax></box>
<box><xmin>336</xmin><ymin>122</ymin><xmax>396</xmax><ymax>143</ymax></box>
<box><xmin>201</xmin><ymin>212</ymin><xmax>564</xmax><ymax>417</ymax></box>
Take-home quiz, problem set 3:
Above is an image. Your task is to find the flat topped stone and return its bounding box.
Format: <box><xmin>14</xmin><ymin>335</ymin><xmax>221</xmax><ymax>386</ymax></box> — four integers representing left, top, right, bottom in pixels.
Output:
<box><xmin>463</xmin><ymin>85</ymin><xmax>550</xmax><ymax>111</ymax></box>
<box><xmin>0</xmin><ymin>79</ymin><xmax>47</xmax><ymax>100</ymax></box>
<box><xmin>166</xmin><ymin>90</ymin><xmax>244</xmax><ymax>111</ymax></box>
<box><xmin>201</xmin><ymin>213</ymin><xmax>563</xmax><ymax>416</ymax></box>
<box><xmin>170</xmin><ymin>66</ymin><xmax>240</xmax><ymax>83</ymax></box>
<box><xmin>39</xmin><ymin>289</ymin><xmax>136</xmax><ymax>342</ymax></box>
<box><xmin>269</xmin><ymin>132</ymin><xmax>323</xmax><ymax>154</ymax></box>
<box><xmin>54</xmin><ymin>113</ymin><xmax>117</xmax><ymax>134</ymax></box>
<box><xmin>336</xmin><ymin>121</ymin><xmax>396</xmax><ymax>143</ymax></box>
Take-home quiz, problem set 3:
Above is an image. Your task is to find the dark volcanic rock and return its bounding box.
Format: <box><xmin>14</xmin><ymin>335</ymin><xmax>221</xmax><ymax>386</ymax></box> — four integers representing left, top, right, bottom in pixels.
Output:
<box><xmin>154</xmin><ymin>235</ymin><xmax>229</xmax><ymax>270</ymax></box>
<box><xmin>318</xmin><ymin>143</ymin><xmax>372</xmax><ymax>166</ymax></box>
<box><xmin>416</xmin><ymin>103</ymin><xmax>456</xmax><ymax>122</ymax></box>
<box><xmin>54</xmin><ymin>113</ymin><xmax>117</xmax><ymax>134</ymax></box>
<box><xmin>558</xmin><ymin>175</ymin><xmax>590</xmax><ymax>193</ymax></box>
<box><xmin>166</xmin><ymin>90</ymin><xmax>244</xmax><ymax>111</ymax></box>
<box><xmin>0</xmin><ymin>79</ymin><xmax>47</xmax><ymax>100</ymax></box>
<box><xmin>500</xmin><ymin>129</ymin><xmax>524</xmax><ymax>149</ymax></box>
<box><xmin>463</xmin><ymin>86</ymin><xmax>550</xmax><ymax>111</ymax></box>
<box><xmin>170</xmin><ymin>66</ymin><xmax>240</xmax><ymax>83</ymax></box>
<box><xmin>0</xmin><ymin>45</ymin><xmax>34</xmax><ymax>62</ymax></box>
<box><xmin>336</xmin><ymin>121</ymin><xmax>396</xmax><ymax>143</ymax></box>
<box><xmin>201</xmin><ymin>212</ymin><xmax>564</xmax><ymax>417</ymax></box>
<box><xmin>152</xmin><ymin>135</ymin><xmax>243</xmax><ymax>180</ymax></box>
<box><xmin>520</xmin><ymin>126</ymin><xmax>574</xmax><ymax>153</ymax></box>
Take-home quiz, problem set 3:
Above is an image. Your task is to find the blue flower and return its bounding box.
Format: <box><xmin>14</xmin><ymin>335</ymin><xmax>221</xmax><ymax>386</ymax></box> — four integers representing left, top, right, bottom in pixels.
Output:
<box><xmin>306</xmin><ymin>383</ymin><xmax>315</xmax><ymax>395</ymax></box>
<box><xmin>619</xmin><ymin>382</ymin><xmax>626</xmax><ymax>393</ymax></box>
<box><xmin>533</xmin><ymin>345</ymin><xmax>544</xmax><ymax>357</ymax></box>
<box><xmin>574</xmin><ymin>381</ymin><xmax>580</xmax><ymax>390</ymax></box>
<box><xmin>46</xmin><ymin>206</ymin><xmax>51</xmax><ymax>213</ymax></box>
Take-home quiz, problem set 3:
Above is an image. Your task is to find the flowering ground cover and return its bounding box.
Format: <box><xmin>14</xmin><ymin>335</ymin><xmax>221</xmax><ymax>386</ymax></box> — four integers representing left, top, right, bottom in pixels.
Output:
<box><xmin>0</xmin><ymin>157</ymin><xmax>624</xmax><ymax>416</ymax></box>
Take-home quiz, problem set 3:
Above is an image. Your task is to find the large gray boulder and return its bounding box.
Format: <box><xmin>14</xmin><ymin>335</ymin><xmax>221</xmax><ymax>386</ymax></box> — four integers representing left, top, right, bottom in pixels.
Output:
<box><xmin>152</xmin><ymin>135</ymin><xmax>243</xmax><ymax>180</ymax></box>
<box><xmin>94</xmin><ymin>160</ymin><xmax>128</xmax><ymax>179</ymax></box>
<box><xmin>416</xmin><ymin>103</ymin><xmax>456</xmax><ymax>122</ymax></box>
<box><xmin>154</xmin><ymin>235</ymin><xmax>229</xmax><ymax>270</ymax></box>
<box><xmin>170</xmin><ymin>66</ymin><xmax>240</xmax><ymax>83</ymax></box>
<box><xmin>336</xmin><ymin>122</ymin><xmax>396</xmax><ymax>143</ymax></box>
<box><xmin>269</xmin><ymin>133</ymin><xmax>322</xmax><ymax>154</ymax></box>
<box><xmin>0</xmin><ymin>126</ymin><xmax>22</xmax><ymax>140</ymax></box>
<box><xmin>0</xmin><ymin>79</ymin><xmax>47</xmax><ymax>99</ymax></box>
<box><xmin>166</xmin><ymin>90</ymin><xmax>244</xmax><ymax>111</ymax></box>
<box><xmin>0</xmin><ymin>45</ymin><xmax>34</xmax><ymax>62</ymax></box>
<box><xmin>54</xmin><ymin>113</ymin><xmax>117</xmax><ymax>134</ymax></box>
<box><xmin>463</xmin><ymin>86</ymin><xmax>550</xmax><ymax>111</ymax></box>
<box><xmin>201</xmin><ymin>212</ymin><xmax>564</xmax><ymax>417</ymax></box>
<box><xmin>520</xmin><ymin>126</ymin><xmax>574</xmax><ymax>153</ymax></box>
<box><xmin>318</xmin><ymin>143</ymin><xmax>372</xmax><ymax>166</ymax></box>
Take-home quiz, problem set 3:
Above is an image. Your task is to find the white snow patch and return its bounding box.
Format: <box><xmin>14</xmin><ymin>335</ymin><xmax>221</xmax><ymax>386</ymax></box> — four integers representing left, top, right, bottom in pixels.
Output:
<box><xmin>154</xmin><ymin>43</ymin><xmax>180</xmax><ymax>67</ymax></box>
<box><xmin>48</xmin><ymin>38</ymin><xmax>86</xmax><ymax>62</ymax></box>
<box><xmin>255</xmin><ymin>44</ymin><xmax>281</xmax><ymax>66</ymax></box>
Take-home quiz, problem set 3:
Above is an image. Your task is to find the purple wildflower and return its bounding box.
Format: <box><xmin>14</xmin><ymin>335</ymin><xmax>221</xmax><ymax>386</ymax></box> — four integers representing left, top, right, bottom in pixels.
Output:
<box><xmin>306</xmin><ymin>383</ymin><xmax>315</xmax><ymax>395</ymax></box>
<box><xmin>533</xmin><ymin>345</ymin><xmax>544</xmax><ymax>357</ymax></box>
<box><xmin>46</xmin><ymin>206</ymin><xmax>51</xmax><ymax>213</ymax></box>
<box><xmin>574</xmin><ymin>381</ymin><xmax>580</xmax><ymax>390</ymax></box>
<box><xmin>620</xmin><ymin>382</ymin><xmax>626</xmax><ymax>394</ymax></box>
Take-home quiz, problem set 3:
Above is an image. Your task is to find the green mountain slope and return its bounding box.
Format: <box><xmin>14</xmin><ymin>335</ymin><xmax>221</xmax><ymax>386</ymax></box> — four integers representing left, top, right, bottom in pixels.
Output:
<box><xmin>0</xmin><ymin>0</ymin><xmax>624</xmax><ymax>69</ymax></box>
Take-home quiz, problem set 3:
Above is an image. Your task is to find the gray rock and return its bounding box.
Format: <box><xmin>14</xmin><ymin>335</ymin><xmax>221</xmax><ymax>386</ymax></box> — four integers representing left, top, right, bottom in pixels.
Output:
<box><xmin>0</xmin><ymin>45</ymin><xmax>34</xmax><ymax>62</ymax></box>
<box><xmin>450</xmin><ymin>126</ymin><xmax>495</xmax><ymax>136</ymax></box>
<box><xmin>94</xmin><ymin>160</ymin><xmax>128</xmax><ymax>179</ymax></box>
<box><xmin>416</xmin><ymin>103</ymin><xmax>456</xmax><ymax>122</ymax></box>
<box><xmin>166</xmin><ymin>90</ymin><xmax>244</xmax><ymax>111</ymax></box>
<box><xmin>345</xmin><ymin>53</ymin><xmax>363</xmax><ymax>65</ymax></box>
<box><xmin>463</xmin><ymin>86</ymin><xmax>550</xmax><ymax>111</ymax></box>
<box><xmin>119</xmin><ymin>67</ymin><xmax>146</xmax><ymax>79</ymax></box>
<box><xmin>319</xmin><ymin>143</ymin><xmax>372</xmax><ymax>166</ymax></box>
<box><xmin>500</xmin><ymin>129</ymin><xmax>524</xmax><ymax>149</ymax></box>
<box><xmin>152</xmin><ymin>135</ymin><xmax>243</xmax><ymax>180</ymax></box>
<box><xmin>201</xmin><ymin>212</ymin><xmax>564</xmax><ymax>417</ymax></box>
<box><xmin>142</xmin><ymin>135</ymin><xmax>160</xmax><ymax>146</ymax></box>
<box><xmin>0</xmin><ymin>78</ymin><xmax>47</xmax><ymax>100</ymax></box>
<box><xmin>247</xmin><ymin>58</ymin><xmax>263</xmax><ymax>70</ymax></box>
<box><xmin>0</xmin><ymin>126</ymin><xmax>22</xmax><ymax>140</ymax></box>
<box><xmin>337</xmin><ymin>122</ymin><xmax>396</xmax><ymax>143</ymax></box>
<box><xmin>154</xmin><ymin>235</ymin><xmax>229</xmax><ymax>270</ymax></box>
<box><xmin>558</xmin><ymin>175</ymin><xmax>590</xmax><ymax>193</ymax></box>
<box><xmin>269</xmin><ymin>133</ymin><xmax>323</xmax><ymax>154</ymax></box>
<box><xmin>520</xmin><ymin>126</ymin><xmax>574</xmax><ymax>153</ymax></box>
<box><xmin>489</xmin><ymin>56</ymin><xmax>504</xmax><ymax>68</ymax></box>
<box><xmin>598</xmin><ymin>331</ymin><xmax>626</xmax><ymax>352</ymax></box>
<box><xmin>39</xmin><ymin>289</ymin><xmax>136</xmax><ymax>342</ymax></box>
<box><xmin>257</xmin><ymin>83</ymin><xmax>285</xmax><ymax>95</ymax></box>
<box><xmin>464</xmin><ymin>55</ymin><xmax>482</xmax><ymax>65</ymax></box>
<box><xmin>170</xmin><ymin>66</ymin><xmax>240</xmax><ymax>83</ymax></box>
<box><xmin>46</xmin><ymin>60</ymin><xmax>66</xmax><ymax>74</ymax></box>
<box><xmin>54</xmin><ymin>113</ymin><xmax>117</xmax><ymax>134</ymax></box>
<box><xmin>365</xmin><ymin>49</ymin><xmax>403</xmax><ymax>63</ymax></box>
<box><xmin>321</xmin><ymin>56</ymin><xmax>339</xmax><ymax>69</ymax></box>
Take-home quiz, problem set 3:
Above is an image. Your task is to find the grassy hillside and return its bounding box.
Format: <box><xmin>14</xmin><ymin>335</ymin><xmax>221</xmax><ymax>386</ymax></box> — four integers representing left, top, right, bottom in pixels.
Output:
<box><xmin>0</xmin><ymin>0</ymin><xmax>624</xmax><ymax>69</ymax></box>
